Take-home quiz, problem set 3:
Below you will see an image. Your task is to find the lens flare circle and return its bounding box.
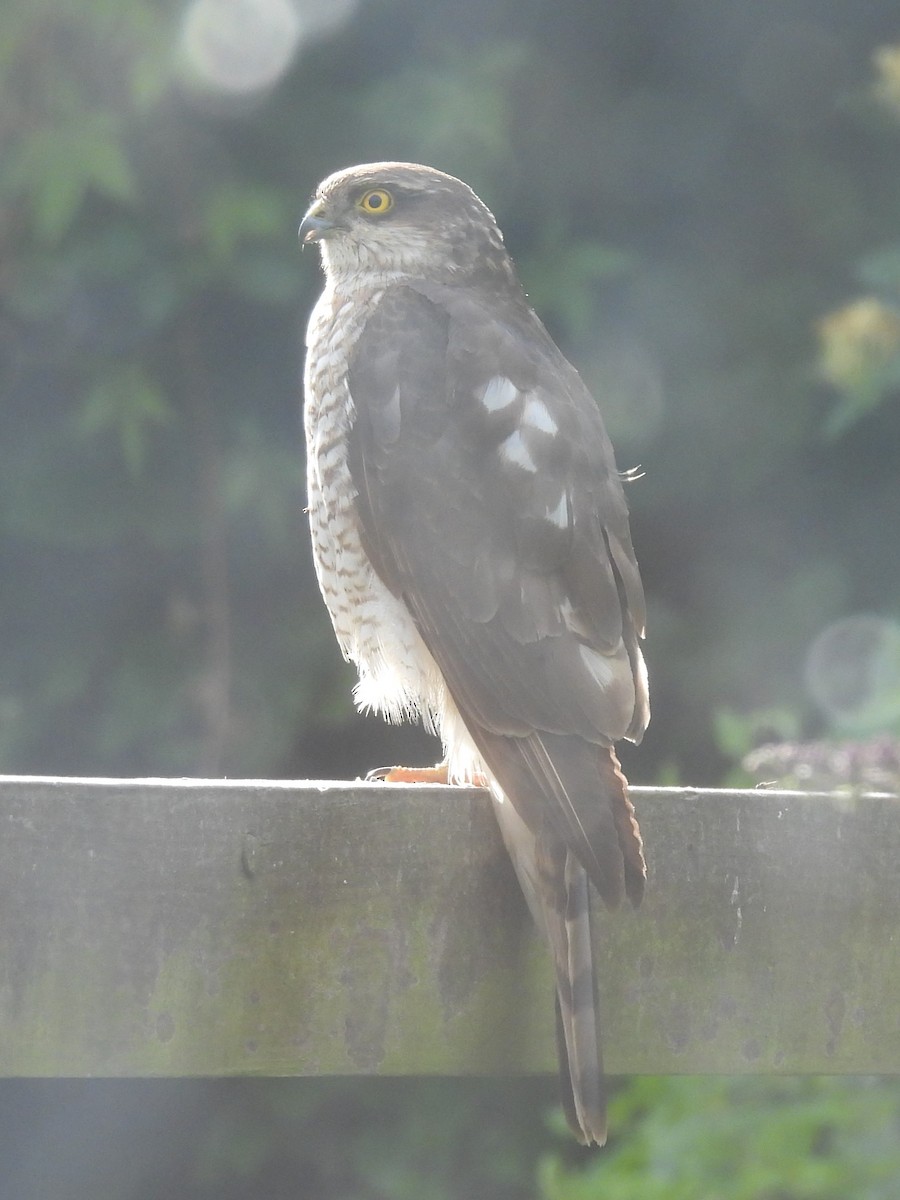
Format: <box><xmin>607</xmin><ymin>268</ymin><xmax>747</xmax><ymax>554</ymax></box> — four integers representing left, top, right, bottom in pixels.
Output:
<box><xmin>179</xmin><ymin>0</ymin><xmax>302</xmax><ymax>95</ymax></box>
<box><xmin>805</xmin><ymin>614</ymin><xmax>900</xmax><ymax>730</ymax></box>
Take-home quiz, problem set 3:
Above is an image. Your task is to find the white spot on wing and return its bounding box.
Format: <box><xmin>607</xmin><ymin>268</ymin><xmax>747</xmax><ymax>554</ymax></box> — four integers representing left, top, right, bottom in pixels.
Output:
<box><xmin>545</xmin><ymin>493</ymin><xmax>568</xmax><ymax>529</ymax></box>
<box><xmin>578</xmin><ymin>643</ymin><xmax>615</xmax><ymax>688</ymax></box>
<box><xmin>560</xmin><ymin>598</ymin><xmax>588</xmax><ymax>637</ymax></box>
<box><xmin>498</xmin><ymin>429</ymin><xmax>538</xmax><ymax>472</ymax></box>
<box><xmin>481</xmin><ymin>375</ymin><xmax>519</xmax><ymax>412</ymax></box>
<box><xmin>522</xmin><ymin>396</ymin><xmax>558</xmax><ymax>436</ymax></box>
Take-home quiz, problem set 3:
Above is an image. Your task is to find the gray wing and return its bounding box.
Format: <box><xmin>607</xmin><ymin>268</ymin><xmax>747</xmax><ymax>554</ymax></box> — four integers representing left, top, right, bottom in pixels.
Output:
<box><xmin>347</xmin><ymin>282</ymin><xmax>648</xmax><ymax>907</ymax></box>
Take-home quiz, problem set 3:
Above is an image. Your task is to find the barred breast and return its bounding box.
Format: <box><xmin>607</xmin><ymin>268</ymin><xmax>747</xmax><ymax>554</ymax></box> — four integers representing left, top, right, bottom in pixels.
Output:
<box><xmin>304</xmin><ymin>284</ymin><xmax>450</xmax><ymax>735</ymax></box>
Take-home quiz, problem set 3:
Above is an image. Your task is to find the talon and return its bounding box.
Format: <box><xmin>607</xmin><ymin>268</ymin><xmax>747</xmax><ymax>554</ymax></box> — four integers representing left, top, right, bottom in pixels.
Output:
<box><xmin>373</xmin><ymin>764</ymin><xmax>451</xmax><ymax>784</ymax></box>
<box><xmin>367</xmin><ymin>763</ymin><xmax>490</xmax><ymax>787</ymax></box>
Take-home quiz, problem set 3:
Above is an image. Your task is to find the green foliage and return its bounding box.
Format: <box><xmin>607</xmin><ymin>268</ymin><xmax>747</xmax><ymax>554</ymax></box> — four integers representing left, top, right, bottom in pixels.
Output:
<box><xmin>8</xmin><ymin>111</ymin><xmax>136</xmax><ymax>244</ymax></box>
<box><xmin>358</xmin><ymin>42</ymin><xmax>528</xmax><ymax>181</ymax></box>
<box><xmin>0</xmin><ymin>0</ymin><xmax>316</xmax><ymax>774</ymax></box>
<box><xmin>540</xmin><ymin>1077</ymin><xmax>900</xmax><ymax>1200</ymax></box>
<box><xmin>518</xmin><ymin>222</ymin><xmax>636</xmax><ymax>338</ymax></box>
<box><xmin>4</xmin><ymin>1</ymin><xmax>900</xmax><ymax>1192</ymax></box>
<box><xmin>4</xmin><ymin>0</ymin><xmax>900</xmax><ymax>780</ymax></box>
<box><xmin>172</xmin><ymin>1078</ymin><xmax>557</xmax><ymax>1199</ymax></box>
<box><xmin>815</xmin><ymin>57</ymin><xmax>900</xmax><ymax>437</ymax></box>
<box><xmin>77</xmin><ymin>364</ymin><xmax>173</xmax><ymax>476</ymax></box>
<box><xmin>713</xmin><ymin>706</ymin><xmax>802</xmax><ymax>784</ymax></box>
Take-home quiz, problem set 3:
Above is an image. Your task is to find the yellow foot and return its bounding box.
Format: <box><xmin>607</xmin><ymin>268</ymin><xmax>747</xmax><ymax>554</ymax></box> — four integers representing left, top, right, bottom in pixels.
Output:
<box><xmin>366</xmin><ymin>764</ymin><xmax>489</xmax><ymax>787</ymax></box>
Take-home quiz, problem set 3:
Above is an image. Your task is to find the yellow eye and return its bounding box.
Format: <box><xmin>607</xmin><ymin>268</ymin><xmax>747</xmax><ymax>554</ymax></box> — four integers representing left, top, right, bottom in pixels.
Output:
<box><xmin>357</xmin><ymin>188</ymin><xmax>394</xmax><ymax>215</ymax></box>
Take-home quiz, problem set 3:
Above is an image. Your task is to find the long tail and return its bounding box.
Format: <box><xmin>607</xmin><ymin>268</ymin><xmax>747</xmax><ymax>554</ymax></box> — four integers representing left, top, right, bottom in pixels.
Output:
<box><xmin>491</xmin><ymin>792</ymin><xmax>608</xmax><ymax>1145</ymax></box>
<box><xmin>541</xmin><ymin>841</ymin><xmax>607</xmax><ymax>1145</ymax></box>
<box><xmin>476</xmin><ymin>728</ymin><xmax>645</xmax><ymax>1145</ymax></box>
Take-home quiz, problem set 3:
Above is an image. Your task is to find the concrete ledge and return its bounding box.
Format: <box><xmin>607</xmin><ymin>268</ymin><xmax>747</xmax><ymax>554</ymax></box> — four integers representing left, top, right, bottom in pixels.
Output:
<box><xmin>1</xmin><ymin>777</ymin><xmax>898</xmax><ymax>1076</ymax></box>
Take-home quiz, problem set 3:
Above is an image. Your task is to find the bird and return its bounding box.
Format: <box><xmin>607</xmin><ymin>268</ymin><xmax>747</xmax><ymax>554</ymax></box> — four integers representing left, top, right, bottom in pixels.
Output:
<box><xmin>299</xmin><ymin>162</ymin><xmax>649</xmax><ymax>1146</ymax></box>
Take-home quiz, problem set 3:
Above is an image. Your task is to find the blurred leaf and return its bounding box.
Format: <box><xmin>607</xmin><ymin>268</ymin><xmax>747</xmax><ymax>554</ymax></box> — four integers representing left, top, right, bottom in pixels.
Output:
<box><xmin>228</xmin><ymin>249</ymin><xmax>303</xmax><ymax>304</ymax></box>
<box><xmin>76</xmin><ymin>365</ymin><xmax>174</xmax><ymax>476</ymax></box>
<box><xmin>542</xmin><ymin>1077</ymin><xmax>900</xmax><ymax>1200</ymax></box>
<box><xmin>519</xmin><ymin>222</ymin><xmax>636</xmax><ymax>338</ymax></box>
<box><xmin>360</xmin><ymin>42</ymin><xmax>528</xmax><ymax>174</ymax></box>
<box><xmin>713</xmin><ymin>705</ymin><xmax>801</xmax><ymax>764</ymax></box>
<box><xmin>856</xmin><ymin>241</ymin><xmax>900</xmax><ymax>295</ymax></box>
<box><xmin>203</xmin><ymin>184</ymin><xmax>292</xmax><ymax>263</ymax></box>
<box><xmin>7</xmin><ymin>111</ymin><xmax>135</xmax><ymax>244</ymax></box>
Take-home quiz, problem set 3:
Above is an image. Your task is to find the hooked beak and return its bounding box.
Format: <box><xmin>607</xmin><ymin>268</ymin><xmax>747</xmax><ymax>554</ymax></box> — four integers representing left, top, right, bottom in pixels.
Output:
<box><xmin>298</xmin><ymin>202</ymin><xmax>337</xmax><ymax>245</ymax></box>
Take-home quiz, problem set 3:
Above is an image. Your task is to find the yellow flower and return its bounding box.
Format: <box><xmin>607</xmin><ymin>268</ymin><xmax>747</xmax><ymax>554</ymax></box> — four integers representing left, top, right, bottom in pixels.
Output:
<box><xmin>818</xmin><ymin>297</ymin><xmax>900</xmax><ymax>391</ymax></box>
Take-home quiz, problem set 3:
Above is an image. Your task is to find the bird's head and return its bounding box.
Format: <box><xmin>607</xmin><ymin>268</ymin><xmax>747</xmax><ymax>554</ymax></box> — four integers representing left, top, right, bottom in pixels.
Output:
<box><xmin>299</xmin><ymin>161</ymin><xmax>515</xmax><ymax>287</ymax></box>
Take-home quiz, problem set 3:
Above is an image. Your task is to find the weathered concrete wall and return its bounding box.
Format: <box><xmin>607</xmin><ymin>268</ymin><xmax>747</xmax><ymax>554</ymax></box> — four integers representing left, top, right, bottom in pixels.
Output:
<box><xmin>1</xmin><ymin>778</ymin><xmax>897</xmax><ymax>1076</ymax></box>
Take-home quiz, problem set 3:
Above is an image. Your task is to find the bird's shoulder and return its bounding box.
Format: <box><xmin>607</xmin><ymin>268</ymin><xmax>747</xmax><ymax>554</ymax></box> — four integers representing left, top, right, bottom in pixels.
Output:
<box><xmin>348</xmin><ymin>277</ymin><xmax>619</xmax><ymax>480</ymax></box>
<box><xmin>346</xmin><ymin>273</ymin><xmax>645</xmax><ymax>647</ymax></box>
<box><xmin>360</xmin><ymin>276</ymin><xmax>569</xmax><ymax>380</ymax></box>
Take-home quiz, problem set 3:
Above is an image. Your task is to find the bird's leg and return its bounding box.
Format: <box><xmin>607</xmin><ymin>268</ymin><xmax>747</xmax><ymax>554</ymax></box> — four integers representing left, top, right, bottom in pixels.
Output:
<box><xmin>369</xmin><ymin>764</ymin><xmax>450</xmax><ymax>783</ymax></box>
<box><xmin>366</xmin><ymin>763</ymin><xmax>489</xmax><ymax>786</ymax></box>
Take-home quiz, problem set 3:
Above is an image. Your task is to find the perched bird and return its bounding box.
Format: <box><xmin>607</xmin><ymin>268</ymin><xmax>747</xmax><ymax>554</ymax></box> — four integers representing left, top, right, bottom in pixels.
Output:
<box><xmin>299</xmin><ymin>162</ymin><xmax>649</xmax><ymax>1146</ymax></box>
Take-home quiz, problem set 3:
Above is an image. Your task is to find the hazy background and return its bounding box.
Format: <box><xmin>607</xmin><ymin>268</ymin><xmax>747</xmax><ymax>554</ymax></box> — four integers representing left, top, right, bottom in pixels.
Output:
<box><xmin>3</xmin><ymin>0</ymin><xmax>900</xmax><ymax>1194</ymax></box>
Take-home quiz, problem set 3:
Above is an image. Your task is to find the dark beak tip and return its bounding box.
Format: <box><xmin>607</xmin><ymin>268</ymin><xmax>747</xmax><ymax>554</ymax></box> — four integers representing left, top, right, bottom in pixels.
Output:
<box><xmin>298</xmin><ymin>215</ymin><xmax>333</xmax><ymax>245</ymax></box>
